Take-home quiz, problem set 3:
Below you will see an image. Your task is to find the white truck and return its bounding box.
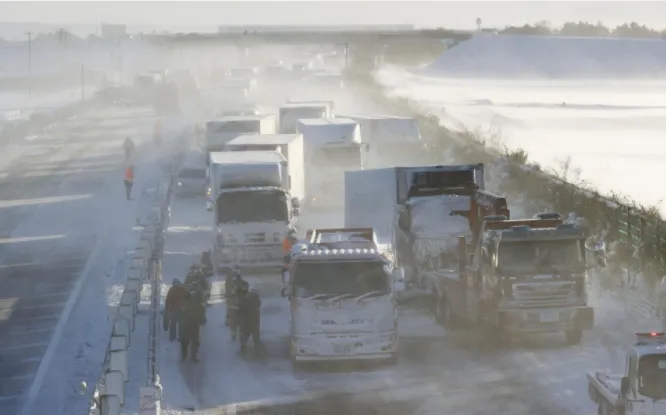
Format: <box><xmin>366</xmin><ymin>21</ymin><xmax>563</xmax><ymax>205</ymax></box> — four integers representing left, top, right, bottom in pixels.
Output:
<box><xmin>205</xmin><ymin>115</ymin><xmax>276</xmax><ymax>153</ymax></box>
<box><xmin>208</xmin><ymin>151</ymin><xmax>300</xmax><ymax>270</ymax></box>
<box><xmin>282</xmin><ymin>227</ymin><xmax>405</xmax><ymax>364</ymax></box>
<box><xmin>224</xmin><ymin>134</ymin><xmax>306</xmax><ymax>207</ymax></box>
<box><xmin>278</xmin><ymin>103</ymin><xmax>331</xmax><ymax>134</ymax></box>
<box><xmin>297</xmin><ymin>118</ymin><xmax>366</xmax><ymax>211</ymax></box>
<box><xmin>588</xmin><ymin>332</ymin><xmax>666</xmax><ymax>415</ymax></box>
<box><xmin>339</xmin><ymin>115</ymin><xmax>424</xmax><ymax>167</ymax></box>
<box><xmin>287</xmin><ymin>99</ymin><xmax>335</xmax><ymax>117</ymax></box>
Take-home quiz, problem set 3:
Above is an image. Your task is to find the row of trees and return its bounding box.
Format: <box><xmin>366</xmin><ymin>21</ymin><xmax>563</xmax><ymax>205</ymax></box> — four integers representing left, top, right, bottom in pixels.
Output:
<box><xmin>489</xmin><ymin>20</ymin><xmax>666</xmax><ymax>38</ymax></box>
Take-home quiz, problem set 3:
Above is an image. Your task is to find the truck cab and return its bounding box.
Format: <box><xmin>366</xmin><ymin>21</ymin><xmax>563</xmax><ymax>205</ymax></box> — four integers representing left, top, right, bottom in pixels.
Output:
<box><xmin>282</xmin><ymin>227</ymin><xmax>405</xmax><ymax>364</ymax></box>
<box><xmin>438</xmin><ymin>213</ymin><xmax>594</xmax><ymax>345</ymax></box>
<box><xmin>588</xmin><ymin>332</ymin><xmax>666</xmax><ymax>415</ymax></box>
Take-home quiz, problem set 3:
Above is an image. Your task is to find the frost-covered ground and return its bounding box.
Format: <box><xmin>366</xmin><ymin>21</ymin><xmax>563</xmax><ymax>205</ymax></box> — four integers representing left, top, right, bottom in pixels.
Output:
<box><xmin>0</xmin><ymin>88</ymin><xmax>89</xmax><ymax>113</ymax></box>
<box><xmin>377</xmin><ymin>67</ymin><xmax>666</xmax><ymax>215</ymax></box>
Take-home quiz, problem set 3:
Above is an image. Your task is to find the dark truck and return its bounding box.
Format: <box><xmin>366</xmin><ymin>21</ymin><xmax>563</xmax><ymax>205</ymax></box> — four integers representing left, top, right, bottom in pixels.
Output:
<box><xmin>429</xmin><ymin>214</ymin><xmax>595</xmax><ymax>345</ymax></box>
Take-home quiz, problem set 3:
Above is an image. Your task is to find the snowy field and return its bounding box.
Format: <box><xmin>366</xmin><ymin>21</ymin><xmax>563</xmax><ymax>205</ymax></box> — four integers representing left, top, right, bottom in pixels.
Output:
<box><xmin>0</xmin><ymin>87</ymin><xmax>88</xmax><ymax>113</ymax></box>
<box><xmin>377</xmin><ymin>34</ymin><xmax>666</xmax><ymax>215</ymax></box>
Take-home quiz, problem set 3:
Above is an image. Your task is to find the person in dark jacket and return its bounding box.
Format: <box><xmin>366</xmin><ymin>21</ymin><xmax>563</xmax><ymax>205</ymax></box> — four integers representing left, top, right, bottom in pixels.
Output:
<box><xmin>225</xmin><ymin>270</ymin><xmax>242</xmax><ymax>341</ymax></box>
<box><xmin>237</xmin><ymin>280</ymin><xmax>261</xmax><ymax>356</ymax></box>
<box><xmin>164</xmin><ymin>278</ymin><xmax>190</xmax><ymax>341</ymax></box>
<box><xmin>200</xmin><ymin>250</ymin><xmax>213</xmax><ymax>275</ymax></box>
<box><xmin>180</xmin><ymin>290</ymin><xmax>207</xmax><ymax>362</ymax></box>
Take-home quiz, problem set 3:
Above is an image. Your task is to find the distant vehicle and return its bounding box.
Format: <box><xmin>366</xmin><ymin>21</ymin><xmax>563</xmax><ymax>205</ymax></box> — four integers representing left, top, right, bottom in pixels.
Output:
<box><xmin>205</xmin><ymin>115</ymin><xmax>276</xmax><ymax>153</ymax></box>
<box><xmin>176</xmin><ymin>149</ymin><xmax>208</xmax><ymax>197</ymax></box>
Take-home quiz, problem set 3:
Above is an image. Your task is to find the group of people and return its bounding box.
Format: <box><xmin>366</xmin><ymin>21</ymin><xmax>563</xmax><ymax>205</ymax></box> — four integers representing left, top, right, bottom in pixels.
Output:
<box><xmin>163</xmin><ymin>251</ymin><xmax>263</xmax><ymax>362</ymax></box>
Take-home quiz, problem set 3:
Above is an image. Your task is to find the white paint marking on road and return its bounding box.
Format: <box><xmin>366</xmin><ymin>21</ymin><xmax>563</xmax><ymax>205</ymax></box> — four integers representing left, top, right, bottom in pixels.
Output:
<box><xmin>19</xmin><ymin>235</ymin><xmax>104</xmax><ymax>415</ymax></box>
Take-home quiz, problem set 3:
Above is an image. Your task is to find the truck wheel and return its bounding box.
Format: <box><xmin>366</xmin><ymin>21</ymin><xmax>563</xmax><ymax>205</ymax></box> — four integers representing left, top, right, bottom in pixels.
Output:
<box><xmin>565</xmin><ymin>329</ymin><xmax>583</xmax><ymax>345</ymax></box>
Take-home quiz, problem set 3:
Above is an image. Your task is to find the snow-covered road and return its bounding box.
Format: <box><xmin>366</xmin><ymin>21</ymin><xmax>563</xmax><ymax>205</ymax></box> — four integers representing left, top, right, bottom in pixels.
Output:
<box><xmin>0</xmin><ymin>103</ymin><xmax>179</xmax><ymax>414</ymax></box>
<box><xmin>150</xmin><ymin>192</ymin><xmax>645</xmax><ymax>415</ymax></box>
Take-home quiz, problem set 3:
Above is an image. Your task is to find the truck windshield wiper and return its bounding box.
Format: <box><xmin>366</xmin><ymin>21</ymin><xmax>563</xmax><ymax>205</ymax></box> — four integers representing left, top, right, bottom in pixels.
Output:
<box><xmin>304</xmin><ymin>294</ymin><xmax>335</xmax><ymax>300</ymax></box>
<box><xmin>327</xmin><ymin>293</ymin><xmax>356</xmax><ymax>302</ymax></box>
<box><xmin>355</xmin><ymin>291</ymin><xmax>388</xmax><ymax>302</ymax></box>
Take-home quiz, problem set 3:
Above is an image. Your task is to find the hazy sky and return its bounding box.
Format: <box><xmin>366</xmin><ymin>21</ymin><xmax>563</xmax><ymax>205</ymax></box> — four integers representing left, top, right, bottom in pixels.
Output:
<box><xmin>2</xmin><ymin>1</ymin><xmax>666</xmax><ymax>31</ymax></box>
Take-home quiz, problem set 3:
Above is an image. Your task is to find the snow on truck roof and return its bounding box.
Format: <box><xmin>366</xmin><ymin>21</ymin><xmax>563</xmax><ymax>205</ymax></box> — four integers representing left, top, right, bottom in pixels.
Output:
<box><xmin>209</xmin><ymin>150</ymin><xmax>285</xmax><ymax>165</ymax></box>
<box><xmin>280</xmin><ymin>102</ymin><xmax>328</xmax><ymax>109</ymax></box>
<box><xmin>298</xmin><ymin>118</ymin><xmax>357</xmax><ymax>127</ymax></box>
<box><xmin>227</xmin><ymin>134</ymin><xmax>301</xmax><ymax>145</ymax></box>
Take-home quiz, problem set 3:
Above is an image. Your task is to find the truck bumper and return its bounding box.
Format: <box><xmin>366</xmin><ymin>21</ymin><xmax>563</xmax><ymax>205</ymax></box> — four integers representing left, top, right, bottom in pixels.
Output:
<box><xmin>215</xmin><ymin>244</ymin><xmax>283</xmax><ymax>271</ymax></box>
<box><xmin>497</xmin><ymin>306</ymin><xmax>594</xmax><ymax>333</ymax></box>
<box><xmin>291</xmin><ymin>333</ymin><xmax>398</xmax><ymax>362</ymax></box>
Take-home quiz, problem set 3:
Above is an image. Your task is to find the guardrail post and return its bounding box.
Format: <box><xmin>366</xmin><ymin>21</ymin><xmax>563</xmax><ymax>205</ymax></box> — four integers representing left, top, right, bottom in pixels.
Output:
<box><xmin>119</xmin><ymin>302</ymin><xmax>135</xmax><ymax>331</ymax></box>
<box><xmin>139</xmin><ymin>381</ymin><xmax>162</xmax><ymax>415</ymax></box>
<box><xmin>120</xmin><ymin>290</ymin><xmax>138</xmax><ymax>316</ymax></box>
<box><xmin>100</xmin><ymin>369</ymin><xmax>125</xmax><ymax>407</ymax></box>
<box><xmin>109</xmin><ymin>336</ymin><xmax>128</xmax><ymax>383</ymax></box>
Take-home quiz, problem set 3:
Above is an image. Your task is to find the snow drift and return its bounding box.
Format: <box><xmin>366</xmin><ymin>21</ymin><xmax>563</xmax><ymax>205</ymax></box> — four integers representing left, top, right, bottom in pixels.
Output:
<box><xmin>423</xmin><ymin>34</ymin><xmax>666</xmax><ymax>79</ymax></box>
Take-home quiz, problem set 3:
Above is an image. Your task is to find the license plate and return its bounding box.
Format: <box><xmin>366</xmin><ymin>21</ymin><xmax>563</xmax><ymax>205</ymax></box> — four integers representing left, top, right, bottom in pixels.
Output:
<box><xmin>333</xmin><ymin>344</ymin><xmax>353</xmax><ymax>354</ymax></box>
<box><xmin>540</xmin><ymin>311</ymin><xmax>560</xmax><ymax>323</ymax></box>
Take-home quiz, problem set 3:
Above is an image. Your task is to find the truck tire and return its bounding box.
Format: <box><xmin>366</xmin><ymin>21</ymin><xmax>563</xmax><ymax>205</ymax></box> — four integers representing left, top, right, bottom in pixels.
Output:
<box><xmin>565</xmin><ymin>329</ymin><xmax>583</xmax><ymax>345</ymax></box>
<box><xmin>434</xmin><ymin>293</ymin><xmax>462</xmax><ymax>330</ymax></box>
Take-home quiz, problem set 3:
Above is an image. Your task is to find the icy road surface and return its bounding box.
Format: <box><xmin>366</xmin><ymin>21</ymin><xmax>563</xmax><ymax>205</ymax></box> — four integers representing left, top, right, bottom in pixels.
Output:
<box><xmin>150</xmin><ymin>194</ymin><xmax>642</xmax><ymax>415</ymax></box>
<box><xmin>377</xmin><ymin>68</ymin><xmax>666</xmax><ymax>215</ymax></box>
<box><xmin>0</xmin><ymin>104</ymin><xmax>174</xmax><ymax>415</ymax></box>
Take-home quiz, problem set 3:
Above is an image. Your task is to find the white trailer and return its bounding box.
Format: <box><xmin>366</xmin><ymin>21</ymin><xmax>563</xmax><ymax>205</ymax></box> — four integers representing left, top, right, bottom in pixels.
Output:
<box><xmin>278</xmin><ymin>103</ymin><xmax>331</xmax><ymax>134</ymax></box>
<box><xmin>588</xmin><ymin>332</ymin><xmax>666</xmax><ymax>415</ymax></box>
<box><xmin>205</xmin><ymin>114</ymin><xmax>276</xmax><ymax>153</ymax></box>
<box><xmin>282</xmin><ymin>227</ymin><xmax>405</xmax><ymax>364</ymax></box>
<box><xmin>339</xmin><ymin>114</ymin><xmax>424</xmax><ymax>167</ymax></box>
<box><xmin>209</xmin><ymin>151</ymin><xmax>299</xmax><ymax>270</ymax></box>
<box><xmin>224</xmin><ymin>134</ymin><xmax>306</xmax><ymax>205</ymax></box>
<box><xmin>286</xmin><ymin>99</ymin><xmax>335</xmax><ymax>117</ymax></box>
<box><xmin>297</xmin><ymin>118</ymin><xmax>365</xmax><ymax>211</ymax></box>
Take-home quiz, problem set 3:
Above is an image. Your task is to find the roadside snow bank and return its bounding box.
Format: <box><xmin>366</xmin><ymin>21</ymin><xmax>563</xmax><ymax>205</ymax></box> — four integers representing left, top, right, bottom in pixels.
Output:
<box><xmin>423</xmin><ymin>35</ymin><xmax>666</xmax><ymax>79</ymax></box>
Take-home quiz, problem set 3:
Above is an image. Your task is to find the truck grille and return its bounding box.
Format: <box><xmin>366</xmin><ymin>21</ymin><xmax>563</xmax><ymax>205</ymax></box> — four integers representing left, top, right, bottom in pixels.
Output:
<box><xmin>244</xmin><ymin>232</ymin><xmax>266</xmax><ymax>243</ymax></box>
<box><xmin>512</xmin><ymin>281</ymin><xmax>575</xmax><ymax>308</ymax></box>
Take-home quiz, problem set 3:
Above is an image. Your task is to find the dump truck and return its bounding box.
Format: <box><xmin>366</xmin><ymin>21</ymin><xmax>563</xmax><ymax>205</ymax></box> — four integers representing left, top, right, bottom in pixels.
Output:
<box><xmin>588</xmin><ymin>332</ymin><xmax>666</xmax><ymax>415</ymax></box>
<box><xmin>428</xmin><ymin>213</ymin><xmax>595</xmax><ymax>345</ymax></box>
<box><xmin>282</xmin><ymin>227</ymin><xmax>405</xmax><ymax>364</ymax></box>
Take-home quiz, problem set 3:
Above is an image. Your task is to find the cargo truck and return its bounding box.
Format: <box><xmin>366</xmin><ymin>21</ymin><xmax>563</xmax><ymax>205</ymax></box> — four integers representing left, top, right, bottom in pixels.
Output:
<box><xmin>282</xmin><ymin>227</ymin><xmax>405</xmax><ymax>364</ymax></box>
<box><xmin>297</xmin><ymin>118</ymin><xmax>366</xmax><ymax>211</ymax></box>
<box><xmin>278</xmin><ymin>103</ymin><xmax>331</xmax><ymax>134</ymax></box>
<box><xmin>205</xmin><ymin>115</ymin><xmax>276</xmax><ymax>153</ymax></box>
<box><xmin>208</xmin><ymin>151</ymin><xmax>299</xmax><ymax>270</ymax></box>
<box><xmin>339</xmin><ymin>115</ymin><xmax>425</xmax><ymax>167</ymax></box>
<box><xmin>223</xmin><ymin>134</ymin><xmax>305</xmax><ymax>208</ymax></box>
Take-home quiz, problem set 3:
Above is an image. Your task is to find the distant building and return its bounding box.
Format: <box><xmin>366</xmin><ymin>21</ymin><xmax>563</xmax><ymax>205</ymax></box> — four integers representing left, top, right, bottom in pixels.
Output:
<box><xmin>101</xmin><ymin>24</ymin><xmax>127</xmax><ymax>41</ymax></box>
<box><xmin>217</xmin><ymin>25</ymin><xmax>414</xmax><ymax>34</ymax></box>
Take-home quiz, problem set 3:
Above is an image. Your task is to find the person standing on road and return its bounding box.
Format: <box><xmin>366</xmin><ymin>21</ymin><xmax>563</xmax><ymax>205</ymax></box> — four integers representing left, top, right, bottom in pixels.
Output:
<box><xmin>123</xmin><ymin>136</ymin><xmax>135</xmax><ymax>160</ymax></box>
<box><xmin>237</xmin><ymin>280</ymin><xmax>262</xmax><ymax>357</ymax></box>
<box><xmin>164</xmin><ymin>278</ymin><xmax>190</xmax><ymax>342</ymax></box>
<box><xmin>124</xmin><ymin>165</ymin><xmax>135</xmax><ymax>200</ymax></box>
<box><xmin>180</xmin><ymin>290</ymin><xmax>207</xmax><ymax>363</ymax></box>
<box><xmin>225</xmin><ymin>270</ymin><xmax>242</xmax><ymax>341</ymax></box>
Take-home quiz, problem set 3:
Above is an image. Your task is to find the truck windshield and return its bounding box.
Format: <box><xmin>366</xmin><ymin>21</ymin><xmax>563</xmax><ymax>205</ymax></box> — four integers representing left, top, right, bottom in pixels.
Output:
<box><xmin>638</xmin><ymin>355</ymin><xmax>666</xmax><ymax>400</ymax></box>
<box><xmin>216</xmin><ymin>190</ymin><xmax>288</xmax><ymax>223</ymax></box>
<box><xmin>497</xmin><ymin>240</ymin><xmax>584</xmax><ymax>275</ymax></box>
<box><xmin>212</xmin><ymin>121</ymin><xmax>259</xmax><ymax>134</ymax></box>
<box><xmin>292</xmin><ymin>261</ymin><xmax>390</xmax><ymax>298</ymax></box>
<box><xmin>312</xmin><ymin>147</ymin><xmax>361</xmax><ymax>169</ymax></box>
<box><xmin>178</xmin><ymin>168</ymin><xmax>206</xmax><ymax>179</ymax></box>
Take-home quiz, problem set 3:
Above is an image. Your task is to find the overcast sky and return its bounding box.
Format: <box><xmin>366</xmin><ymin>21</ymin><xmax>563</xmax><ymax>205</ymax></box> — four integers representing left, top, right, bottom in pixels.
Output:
<box><xmin>2</xmin><ymin>1</ymin><xmax>666</xmax><ymax>31</ymax></box>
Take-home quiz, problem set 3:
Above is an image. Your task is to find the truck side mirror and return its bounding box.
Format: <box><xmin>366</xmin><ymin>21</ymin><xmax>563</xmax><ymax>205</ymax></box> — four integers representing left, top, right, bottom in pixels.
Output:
<box><xmin>292</xmin><ymin>197</ymin><xmax>300</xmax><ymax>209</ymax></box>
<box><xmin>392</xmin><ymin>268</ymin><xmax>406</xmax><ymax>291</ymax></box>
<box><xmin>620</xmin><ymin>376</ymin><xmax>629</xmax><ymax>395</ymax></box>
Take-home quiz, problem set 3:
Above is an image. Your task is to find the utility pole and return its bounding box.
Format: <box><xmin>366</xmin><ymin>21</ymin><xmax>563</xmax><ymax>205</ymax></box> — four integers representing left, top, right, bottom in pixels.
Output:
<box><xmin>26</xmin><ymin>31</ymin><xmax>32</xmax><ymax>97</ymax></box>
<box><xmin>81</xmin><ymin>63</ymin><xmax>85</xmax><ymax>101</ymax></box>
<box><xmin>344</xmin><ymin>43</ymin><xmax>349</xmax><ymax>70</ymax></box>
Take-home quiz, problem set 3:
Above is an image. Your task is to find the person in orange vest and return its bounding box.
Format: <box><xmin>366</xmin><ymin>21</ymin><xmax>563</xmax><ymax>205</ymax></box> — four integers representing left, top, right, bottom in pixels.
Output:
<box><xmin>282</xmin><ymin>229</ymin><xmax>298</xmax><ymax>270</ymax></box>
<box><xmin>124</xmin><ymin>165</ymin><xmax>135</xmax><ymax>200</ymax></box>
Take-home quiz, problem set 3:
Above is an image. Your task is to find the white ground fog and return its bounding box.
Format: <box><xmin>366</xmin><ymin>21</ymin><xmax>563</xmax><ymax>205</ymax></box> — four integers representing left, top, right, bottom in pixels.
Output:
<box><xmin>377</xmin><ymin>35</ymin><xmax>666</xmax><ymax>215</ymax></box>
